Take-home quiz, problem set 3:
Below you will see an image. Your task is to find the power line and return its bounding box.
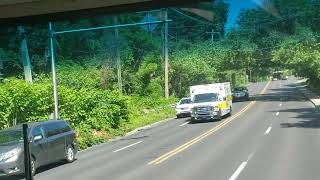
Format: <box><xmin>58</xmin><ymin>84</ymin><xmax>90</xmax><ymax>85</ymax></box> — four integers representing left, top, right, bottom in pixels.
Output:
<box><xmin>170</xmin><ymin>8</ymin><xmax>213</xmax><ymax>26</ymax></box>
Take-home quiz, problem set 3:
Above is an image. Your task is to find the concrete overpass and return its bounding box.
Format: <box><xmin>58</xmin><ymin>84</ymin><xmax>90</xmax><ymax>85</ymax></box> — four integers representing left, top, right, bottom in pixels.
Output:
<box><xmin>0</xmin><ymin>0</ymin><xmax>207</xmax><ymax>24</ymax></box>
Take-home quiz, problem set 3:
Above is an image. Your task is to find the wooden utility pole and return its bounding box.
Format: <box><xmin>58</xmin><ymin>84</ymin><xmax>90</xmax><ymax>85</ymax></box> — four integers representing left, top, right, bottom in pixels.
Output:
<box><xmin>113</xmin><ymin>16</ymin><xmax>123</xmax><ymax>93</ymax></box>
<box><xmin>163</xmin><ymin>9</ymin><xmax>169</xmax><ymax>98</ymax></box>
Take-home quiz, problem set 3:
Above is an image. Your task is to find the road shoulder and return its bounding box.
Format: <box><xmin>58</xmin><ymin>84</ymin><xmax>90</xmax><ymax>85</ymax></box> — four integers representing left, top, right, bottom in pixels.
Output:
<box><xmin>295</xmin><ymin>79</ymin><xmax>320</xmax><ymax>111</ymax></box>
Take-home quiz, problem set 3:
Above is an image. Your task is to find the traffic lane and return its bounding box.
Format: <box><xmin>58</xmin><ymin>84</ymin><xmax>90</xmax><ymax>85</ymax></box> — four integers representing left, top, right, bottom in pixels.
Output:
<box><xmin>128</xmin><ymin>100</ymin><xmax>274</xmax><ymax>180</ymax></box>
<box><xmin>124</xmin><ymin>81</ymin><xmax>276</xmax><ymax>180</ymax></box>
<box><xmin>7</xmin><ymin>82</ymin><xmax>267</xmax><ymax>180</ymax></box>
<box><xmin>78</xmin><ymin>115</ymin><xmax>191</xmax><ymax>159</ymax></box>
<box><xmin>239</xmin><ymin>80</ymin><xmax>320</xmax><ymax>180</ymax></box>
<box><xmin>231</xmin><ymin>81</ymin><xmax>268</xmax><ymax>114</ymax></box>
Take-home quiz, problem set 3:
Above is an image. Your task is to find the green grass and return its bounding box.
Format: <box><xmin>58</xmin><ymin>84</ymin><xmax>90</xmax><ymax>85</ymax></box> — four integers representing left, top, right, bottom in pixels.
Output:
<box><xmin>124</xmin><ymin>96</ymin><xmax>177</xmax><ymax>133</ymax></box>
<box><xmin>126</xmin><ymin>106</ymin><xmax>175</xmax><ymax>132</ymax></box>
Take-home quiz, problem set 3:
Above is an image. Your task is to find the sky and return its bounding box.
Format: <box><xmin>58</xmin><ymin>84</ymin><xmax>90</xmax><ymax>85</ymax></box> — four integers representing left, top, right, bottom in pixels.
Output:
<box><xmin>225</xmin><ymin>0</ymin><xmax>263</xmax><ymax>30</ymax></box>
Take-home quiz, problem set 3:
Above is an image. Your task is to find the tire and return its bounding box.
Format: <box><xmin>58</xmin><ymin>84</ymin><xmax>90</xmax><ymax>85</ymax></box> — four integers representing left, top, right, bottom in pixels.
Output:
<box><xmin>30</xmin><ymin>158</ymin><xmax>36</xmax><ymax>177</ymax></box>
<box><xmin>218</xmin><ymin>110</ymin><xmax>223</xmax><ymax>121</ymax></box>
<box><xmin>176</xmin><ymin>115</ymin><xmax>181</xmax><ymax>119</ymax></box>
<box><xmin>65</xmin><ymin>146</ymin><xmax>75</xmax><ymax>163</ymax></box>
<box><xmin>227</xmin><ymin>107</ymin><xmax>232</xmax><ymax>117</ymax></box>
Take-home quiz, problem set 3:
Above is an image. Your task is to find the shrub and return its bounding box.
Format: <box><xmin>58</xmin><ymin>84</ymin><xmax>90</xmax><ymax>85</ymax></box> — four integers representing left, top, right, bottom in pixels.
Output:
<box><xmin>0</xmin><ymin>79</ymin><xmax>129</xmax><ymax>149</ymax></box>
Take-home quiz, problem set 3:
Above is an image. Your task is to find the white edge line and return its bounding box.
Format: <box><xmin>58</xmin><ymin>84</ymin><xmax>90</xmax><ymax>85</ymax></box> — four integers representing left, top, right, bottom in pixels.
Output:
<box><xmin>247</xmin><ymin>152</ymin><xmax>255</xmax><ymax>161</ymax></box>
<box><xmin>276</xmin><ymin>112</ymin><xmax>280</xmax><ymax>116</ymax></box>
<box><xmin>125</xmin><ymin>117</ymin><xmax>175</xmax><ymax>136</ymax></box>
<box><xmin>113</xmin><ymin>141</ymin><xmax>143</xmax><ymax>153</ymax></box>
<box><xmin>264</xmin><ymin>126</ymin><xmax>272</xmax><ymax>135</ymax></box>
<box><xmin>229</xmin><ymin>162</ymin><xmax>248</xmax><ymax>180</ymax></box>
<box><xmin>179</xmin><ymin>122</ymin><xmax>189</xmax><ymax>127</ymax></box>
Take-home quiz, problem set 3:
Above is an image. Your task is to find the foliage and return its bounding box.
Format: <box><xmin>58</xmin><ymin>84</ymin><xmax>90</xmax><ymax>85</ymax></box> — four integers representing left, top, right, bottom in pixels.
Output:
<box><xmin>272</xmin><ymin>28</ymin><xmax>320</xmax><ymax>84</ymax></box>
<box><xmin>56</xmin><ymin>61</ymin><xmax>101</xmax><ymax>89</ymax></box>
<box><xmin>0</xmin><ymin>79</ymin><xmax>128</xmax><ymax>149</ymax></box>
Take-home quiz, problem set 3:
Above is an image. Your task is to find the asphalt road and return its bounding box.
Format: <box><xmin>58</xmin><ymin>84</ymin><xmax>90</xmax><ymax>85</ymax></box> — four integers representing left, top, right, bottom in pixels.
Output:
<box><xmin>8</xmin><ymin>78</ymin><xmax>320</xmax><ymax>180</ymax></box>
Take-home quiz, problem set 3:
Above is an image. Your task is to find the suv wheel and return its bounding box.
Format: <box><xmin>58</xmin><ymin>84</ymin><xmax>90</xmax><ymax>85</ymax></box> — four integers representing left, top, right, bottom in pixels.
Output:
<box><xmin>66</xmin><ymin>146</ymin><xmax>75</xmax><ymax>163</ymax></box>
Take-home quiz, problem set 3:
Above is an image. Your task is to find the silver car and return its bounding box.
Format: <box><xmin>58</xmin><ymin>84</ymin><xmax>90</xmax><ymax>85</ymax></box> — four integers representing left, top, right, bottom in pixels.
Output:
<box><xmin>176</xmin><ymin>97</ymin><xmax>192</xmax><ymax>118</ymax></box>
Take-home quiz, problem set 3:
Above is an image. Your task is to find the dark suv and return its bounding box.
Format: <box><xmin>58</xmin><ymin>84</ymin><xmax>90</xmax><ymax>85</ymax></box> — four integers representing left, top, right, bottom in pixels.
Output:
<box><xmin>0</xmin><ymin>120</ymin><xmax>78</xmax><ymax>177</ymax></box>
<box><xmin>232</xmin><ymin>86</ymin><xmax>250</xmax><ymax>101</ymax></box>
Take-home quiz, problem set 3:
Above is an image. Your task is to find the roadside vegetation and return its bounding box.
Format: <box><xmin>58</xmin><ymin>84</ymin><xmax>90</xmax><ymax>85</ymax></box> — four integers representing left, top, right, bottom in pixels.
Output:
<box><xmin>1</xmin><ymin>0</ymin><xmax>319</xmax><ymax>149</ymax></box>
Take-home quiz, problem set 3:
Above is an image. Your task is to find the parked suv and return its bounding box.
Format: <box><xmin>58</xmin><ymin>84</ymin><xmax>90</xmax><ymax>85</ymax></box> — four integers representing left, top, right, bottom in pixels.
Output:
<box><xmin>0</xmin><ymin>120</ymin><xmax>78</xmax><ymax>177</ymax></box>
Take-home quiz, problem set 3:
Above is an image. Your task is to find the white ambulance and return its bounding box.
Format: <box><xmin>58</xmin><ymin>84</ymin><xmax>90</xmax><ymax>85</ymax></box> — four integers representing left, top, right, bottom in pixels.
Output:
<box><xmin>190</xmin><ymin>82</ymin><xmax>232</xmax><ymax>121</ymax></box>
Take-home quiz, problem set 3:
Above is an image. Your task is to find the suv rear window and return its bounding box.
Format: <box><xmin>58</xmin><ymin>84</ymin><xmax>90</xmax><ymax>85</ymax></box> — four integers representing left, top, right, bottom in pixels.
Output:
<box><xmin>43</xmin><ymin>123</ymin><xmax>61</xmax><ymax>137</ymax></box>
<box><xmin>42</xmin><ymin>121</ymin><xmax>71</xmax><ymax>137</ymax></box>
<box><xmin>56</xmin><ymin>121</ymin><xmax>72</xmax><ymax>133</ymax></box>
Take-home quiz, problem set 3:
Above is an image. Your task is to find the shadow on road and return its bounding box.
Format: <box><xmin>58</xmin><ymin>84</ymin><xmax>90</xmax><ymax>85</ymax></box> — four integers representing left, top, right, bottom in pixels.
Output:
<box><xmin>279</xmin><ymin>107</ymin><xmax>320</xmax><ymax>129</ymax></box>
<box><xmin>251</xmin><ymin>93</ymin><xmax>306</xmax><ymax>102</ymax></box>
<box><xmin>189</xmin><ymin>119</ymin><xmax>220</xmax><ymax>124</ymax></box>
<box><xmin>3</xmin><ymin>175</ymin><xmax>23</xmax><ymax>180</ymax></box>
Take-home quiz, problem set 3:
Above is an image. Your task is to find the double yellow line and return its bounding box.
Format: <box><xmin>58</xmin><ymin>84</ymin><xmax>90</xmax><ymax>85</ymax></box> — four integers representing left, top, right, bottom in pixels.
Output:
<box><xmin>148</xmin><ymin>81</ymin><xmax>271</xmax><ymax>165</ymax></box>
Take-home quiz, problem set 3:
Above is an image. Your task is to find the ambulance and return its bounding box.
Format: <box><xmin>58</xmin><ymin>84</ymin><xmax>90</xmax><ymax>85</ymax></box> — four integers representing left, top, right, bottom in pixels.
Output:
<box><xmin>190</xmin><ymin>82</ymin><xmax>232</xmax><ymax>121</ymax></box>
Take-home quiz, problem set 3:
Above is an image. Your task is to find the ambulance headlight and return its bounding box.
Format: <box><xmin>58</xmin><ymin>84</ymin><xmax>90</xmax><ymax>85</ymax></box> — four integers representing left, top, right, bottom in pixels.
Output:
<box><xmin>213</xmin><ymin>106</ymin><xmax>220</xmax><ymax>111</ymax></box>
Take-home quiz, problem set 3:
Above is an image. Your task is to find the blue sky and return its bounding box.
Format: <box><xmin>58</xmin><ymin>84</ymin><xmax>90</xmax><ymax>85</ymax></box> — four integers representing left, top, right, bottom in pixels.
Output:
<box><xmin>225</xmin><ymin>0</ymin><xmax>262</xmax><ymax>30</ymax></box>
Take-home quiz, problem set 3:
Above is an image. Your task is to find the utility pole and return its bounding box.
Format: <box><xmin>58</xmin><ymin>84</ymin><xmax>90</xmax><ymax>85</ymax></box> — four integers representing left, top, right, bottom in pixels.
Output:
<box><xmin>113</xmin><ymin>16</ymin><xmax>122</xmax><ymax>93</ymax></box>
<box><xmin>162</xmin><ymin>9</ymin><xmax>169</xmax><ymax>98</ymax></box>
<box><xmin>18</xmin><ymin>26</ymin><xmax>33</xmax><ymax>83</ymax></box>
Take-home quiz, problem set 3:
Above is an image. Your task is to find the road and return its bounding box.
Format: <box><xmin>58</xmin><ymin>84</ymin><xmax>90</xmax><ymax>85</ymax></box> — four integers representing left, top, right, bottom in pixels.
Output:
<box><xmin>8</xmin><ymin>78</ymin><xmax>320</xmax><ymax>180</ymax></box>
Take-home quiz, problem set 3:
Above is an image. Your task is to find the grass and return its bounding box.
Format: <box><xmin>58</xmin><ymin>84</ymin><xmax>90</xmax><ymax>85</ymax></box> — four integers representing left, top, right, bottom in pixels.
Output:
<box><xmin>126</xmin><ymin>106</ymin><xmax>175</xmax><ymax>132</ymax></box>
<box><xmin>124</xmin><ymin>96</ymin><xmax>177</xmax><ymax>133</ymax></box>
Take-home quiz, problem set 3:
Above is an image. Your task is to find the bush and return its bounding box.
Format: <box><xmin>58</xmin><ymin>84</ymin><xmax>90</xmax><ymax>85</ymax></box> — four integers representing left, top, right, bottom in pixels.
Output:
<box><xmin>0</xmin><ymin>79</ymin><xmax>128</xmax><ymax>149</ymax></box>
<box><xmin>0</xmin><ymin>79</ymin><xmax>53</xmax><ymax>128</ymax></box>
<box><xmin>0</xmin><ymin>78</ymin><xmax>176</xmax><ymax>150</ymax></box>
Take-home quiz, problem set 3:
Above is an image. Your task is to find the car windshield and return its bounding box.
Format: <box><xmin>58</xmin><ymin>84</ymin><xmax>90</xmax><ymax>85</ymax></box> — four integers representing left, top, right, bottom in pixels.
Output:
<box><xmin>194</xmin><ymin>93</ymin><xmax>218</xmax><ymax>103</ymax></box>
<box><xmin>0</xmin><ymin>129</ymin><xmax>23</xmax><ymax>145</ymax></box>
<box><xmin>180</xmin><ymin>98</ymin><xmax>191</xmax><ymax>104</ymax></box>
<box><xmin>234</xmin><ymin>87</ymin><xmax>247</xmax><ymax>91</ymax></box>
